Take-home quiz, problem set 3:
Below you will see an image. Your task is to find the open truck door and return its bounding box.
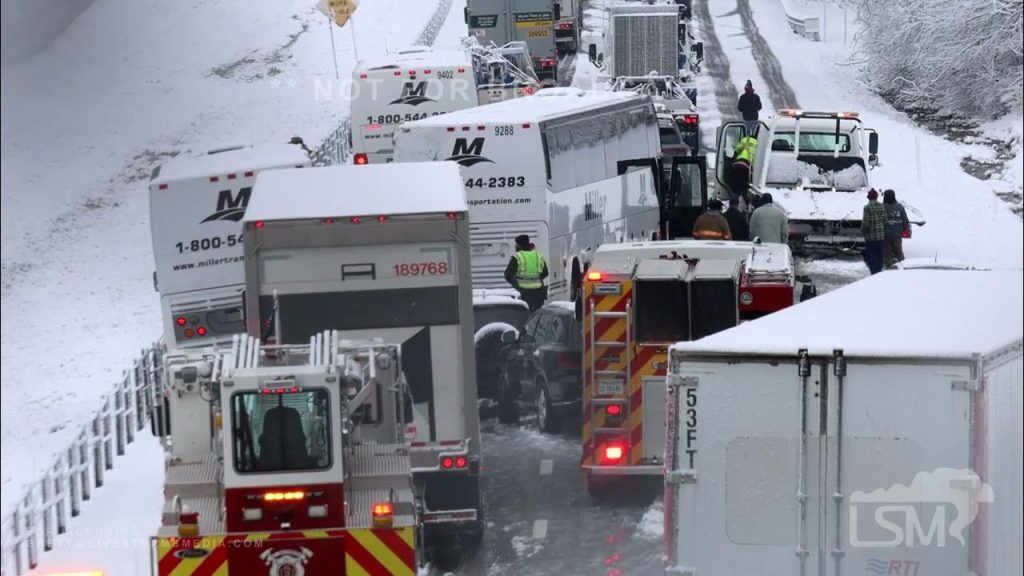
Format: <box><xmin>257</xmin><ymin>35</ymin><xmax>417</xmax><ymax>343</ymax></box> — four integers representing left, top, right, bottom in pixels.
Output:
<box><xmin>714</xmin><ymin>121</ymin><xmax>746</xmax><ymax>199</ymax></box>
<box><xmin>617</xmin><ymin>158</ymin><xmax>664</xmax><ymax>239</ymax></box>
<box><xmin>664</xmin><ymin>155</ymin><xmax>708</xmax><ymax>239</ymax></box>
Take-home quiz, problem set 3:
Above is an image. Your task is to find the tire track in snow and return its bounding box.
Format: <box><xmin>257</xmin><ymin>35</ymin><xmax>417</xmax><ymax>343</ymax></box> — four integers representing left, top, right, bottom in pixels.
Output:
<box><xmin>694</xmin><ymin>0</ymin><xmax>740</xmax><ymax>122</ymax></box>
<box><xmin>736</xmin><ymin>0</ymin><xmax>800</xmax><ymax>109</ymax></box>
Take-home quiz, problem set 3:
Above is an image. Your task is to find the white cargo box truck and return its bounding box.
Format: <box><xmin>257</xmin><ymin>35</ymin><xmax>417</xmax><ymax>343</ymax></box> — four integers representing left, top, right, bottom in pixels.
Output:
<box><xmin>664</xmin><ymin>269</ymin><xmax>1023</xmax><ymax>576</ymax></box>
<box><xmin>148</xmin><ymin>143</ymin><xmax>310</xmax><ymax>349</ymax></box>
<box><xmin>242</xmin><ymin>162</ymin><xmax>484</xmax><ymax>544</ymax></box>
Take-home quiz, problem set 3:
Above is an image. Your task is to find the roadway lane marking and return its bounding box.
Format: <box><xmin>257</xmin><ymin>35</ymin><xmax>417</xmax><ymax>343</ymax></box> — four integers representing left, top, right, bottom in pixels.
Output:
<box><xmin>532</xmin><ymin>519</ymin><xmax>548</xmax><ymax>539</ymax></box>
<box><xmin>539</xmin><ymin>459</ymin><xmax>553</xmax><ymax>476</ymax></box>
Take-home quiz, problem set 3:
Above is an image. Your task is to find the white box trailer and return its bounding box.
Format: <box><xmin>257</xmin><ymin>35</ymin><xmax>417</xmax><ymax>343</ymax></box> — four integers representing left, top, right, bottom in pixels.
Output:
<box><xmin>393</xmin><ymin>88</ymin><xmax>664</xmax><ymax>298</ymax></box>
<box><xmin>351</xmin><ymin>47</ymin><xmax>479</xmax><ymax>165</ymax></box>
<box><xmin>148</xmin><ymin>143</ymin><xmax>310</xmax><ymax>349</ymax></box>
<box><xmin>241</xmin><ymin>162</ymin><xmax>484</xmax><ymax>543</ymax></box>
<box><xmin>664</xmin><ymin>270</ymin><xmax>1023</xmax><ymax>576</ymax></box>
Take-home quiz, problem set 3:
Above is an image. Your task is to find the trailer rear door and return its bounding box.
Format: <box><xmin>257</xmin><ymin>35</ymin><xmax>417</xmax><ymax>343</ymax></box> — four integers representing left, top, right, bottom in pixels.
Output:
<box><xmin>667</xmin><ymin>354</ymin><xmax>975</xmax><ymax>576</ymax></box>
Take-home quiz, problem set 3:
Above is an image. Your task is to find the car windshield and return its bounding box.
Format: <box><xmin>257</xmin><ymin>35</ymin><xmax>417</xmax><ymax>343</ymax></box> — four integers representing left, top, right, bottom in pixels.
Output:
<box><xmin>474</xmin><ymin>304</ymin><xmax>530</xmax><ymax>332</ymax></box>
<box><xmin>765</xmin><ymin>155</ymin><xmax>868</xmax><ymax>190</ymax></box>
<box><xmin>771</xmin><ymin>132</ymin><xmax>851</xmax><ymax>153</ymax></box>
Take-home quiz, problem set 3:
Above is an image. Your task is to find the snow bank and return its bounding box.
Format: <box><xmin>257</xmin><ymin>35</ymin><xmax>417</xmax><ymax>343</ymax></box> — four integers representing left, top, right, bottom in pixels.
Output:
<box><xmin>744</xmin><ymin>0</ymin><xmax>1023</xmax><ymax>270</ymax></box>
<box><xmin>0</xmin><ymin>0</ymin><xmax>94</xmax><ymax>66</ymax></box>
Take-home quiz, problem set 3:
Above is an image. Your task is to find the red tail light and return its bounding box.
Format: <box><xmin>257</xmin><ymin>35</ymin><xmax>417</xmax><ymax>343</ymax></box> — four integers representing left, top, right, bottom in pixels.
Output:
<box><xmin>196</xmin><ymin>326</ymin><xmax>207</xmax><ymax>337</ymax></box>
<box><xmin>441</xmin><ymin>456</ymin><xmax>454</xmax><ymax>469</ymax></box>
<box><xmin>587</xmin><ymin>271</ymin><xmax>603</xmax><ymax>281</ymax></box>
<box><xmin>255</xmin><ymin>221</ymin><xmax>265</xmax><ymax>229</ymax></box>
<box><xmin>446</xmin><ymin>212</ymin><xmax>458</xmax><ymax>220</ymax></box>
<box><xmin>175</xmin><ymin>316</ymin><xmax>187</xmax><ymax>327</ymax></box>
<box><xmin>683</xmin><ymin>114</ymin><xmax>699</xmax><ymax>125</ymax></box>
<box><xmin>605</xmin><ymin>405</ymin><xmax>622</xmax><ymax>416</ymax></box>
<box><xmin>604</xmin><ymin>444</ymin><xmax>625</xmax><ymax>462</ymax></box>
<box><xmin>455</xmin><ymin>456</ymin><xmax>467</xmax><ymax>468</ymax></box>
<box><xmin>558</xmin><ymin>22</ymin><xmax>573</xmax><ymax>30</ymax></box>
<box><xmin>350</xmin><ymin>216</ymin><xmax>362</xmax><ymax>224</ymax></box>
<box><xmin>354</xmin><ymin>153</ymin><xmax>369</xmax><ymax>165</ymax></box>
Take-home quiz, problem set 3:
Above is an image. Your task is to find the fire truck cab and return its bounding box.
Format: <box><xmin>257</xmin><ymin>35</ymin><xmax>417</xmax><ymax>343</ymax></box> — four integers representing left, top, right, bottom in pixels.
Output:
<box><xmin>579</xmin><ymin>239</ymin><xmax>804</xmax><ymax>493</ymax></box>
<box><xmin>153</xmin><ymin>334</ymin><xmax>419</xmax><ymax>575</ymax></box>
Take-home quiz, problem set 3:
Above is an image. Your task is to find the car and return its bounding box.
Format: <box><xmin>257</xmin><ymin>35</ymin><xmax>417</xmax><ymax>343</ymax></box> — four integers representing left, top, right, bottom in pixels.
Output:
<box><xmin>658</xmin><ymin>115</ymin><xmax>690</xmax><ymax>157</ymax></box>
<box><xmin>495</xmin><ymin>301</ymin><xmax>582</xmax><ymax>433</ymax></box>
<box><xmin>473</xmin><ymin>289</ymin><xmax>531</xmax><ymax>399</ymax></box>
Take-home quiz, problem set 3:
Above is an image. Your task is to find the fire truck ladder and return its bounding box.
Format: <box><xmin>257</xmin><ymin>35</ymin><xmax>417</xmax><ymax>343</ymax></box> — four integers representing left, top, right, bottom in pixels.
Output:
<box><xmin>588</xmin><ymin>299</ymin><xmax>632</xmax><ymax>453</ymax></box>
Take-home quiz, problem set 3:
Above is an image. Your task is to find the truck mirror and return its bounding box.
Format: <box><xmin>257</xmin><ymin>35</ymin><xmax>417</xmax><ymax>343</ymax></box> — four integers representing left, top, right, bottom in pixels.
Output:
<box><xmin>868</xmin><ymin>132</ymin><xmax>879</xmax><ymax>155</ymax></box>
<box><xmin>401</xmin><ymin>390</ymin><xmax>414</xmax><ymax>424</ymax></box>
<box><xmin>554</xmin><ymin>2</ymin><xmax>561</xmax><ymax>20</ymax></box>
<box><xmin>868</xmin><ymin>154</ymin><xmax>879</xmax><ymax>168</ymax></box>
<box><xmin>463</xmin><ymin>7</ymin><xmax>469</xmax><ymax>23</ymax></box>
<box><xmin>588</xmin><ymin>43</ymin><xmax>598</xmax><ymax>64</ymax></box>
<box><xmin>597</xmin><ymin>53</ymin><xmax>604</xmax><ymax>66</ymax></box>
<box><xmin>690</xmin><ymin>42</ymin><xmax>704</xmax><ymax>62</ymax></box>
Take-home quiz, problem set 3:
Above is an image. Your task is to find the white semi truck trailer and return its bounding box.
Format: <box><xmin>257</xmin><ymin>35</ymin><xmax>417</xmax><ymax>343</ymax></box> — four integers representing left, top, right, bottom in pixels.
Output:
<box><xmin>664</xmin><ymin>269</ymin><xmax>1023</xmax><ymax>576</ymax></box>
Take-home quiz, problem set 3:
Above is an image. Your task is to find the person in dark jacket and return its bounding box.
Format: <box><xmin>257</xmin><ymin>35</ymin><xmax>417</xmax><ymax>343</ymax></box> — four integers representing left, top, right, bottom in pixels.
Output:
<box><xmin>860</xmin><ymin>188</ymin><xmax>887</xmax><ymax>274</ymax></box>
<box><xmin>724</xmin><ymin>198</ymin><xmax>750</xmax><ymax>241</ymax></box>
<box><xmin>882</xmin><ymin>189</ymin><xmax>911</xmax><ymax>269</ymax></box>
<box><xmin>504</xmin><ymin>234</ymin><xmax>548</xmax><ymax>311</ymax></box>
<box><xmin>737</xmin><ymin>80</ymin><xmax>762</xmax><ymax>135</ymax></box>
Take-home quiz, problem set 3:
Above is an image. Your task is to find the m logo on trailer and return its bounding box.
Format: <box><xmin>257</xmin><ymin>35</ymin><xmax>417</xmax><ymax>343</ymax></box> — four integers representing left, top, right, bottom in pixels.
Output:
<box><xmin>202</xmin><ymin>187</ymin><xmax>252</xmax><ymax>223</ymax></box>
<box><xmin>390</xmin><ymin>81</ymin><xmax>435</xmax><ymax>106</ymax></box>
<box><xmin>445</xmin><ymin>138</ymin><xmax>494</xmax><ymax>167</ymax></box>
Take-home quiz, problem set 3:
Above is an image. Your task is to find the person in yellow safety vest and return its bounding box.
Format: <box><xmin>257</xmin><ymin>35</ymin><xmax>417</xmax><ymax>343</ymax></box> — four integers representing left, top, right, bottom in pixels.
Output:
<box><xmin>730</xmin><ymin>133</ymin><xmax>758</xmax><ymax>204</ymax></box>
<box><xmin>504</xmin><ymin>234</ymin><xmax>549</xmax><ymax>312</ymax></box>
<box><xmin>692</xmin><ymin>199</ymin><xmax>733</xmax><ymax>240</ymax></box>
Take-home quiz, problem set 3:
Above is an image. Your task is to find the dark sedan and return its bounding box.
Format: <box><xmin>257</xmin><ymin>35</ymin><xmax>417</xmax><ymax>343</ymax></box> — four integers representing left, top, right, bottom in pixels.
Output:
<box><xmin>495</xmin><ymin>302</ymin><xmax>582</xmax><ymax>433</ymax></box>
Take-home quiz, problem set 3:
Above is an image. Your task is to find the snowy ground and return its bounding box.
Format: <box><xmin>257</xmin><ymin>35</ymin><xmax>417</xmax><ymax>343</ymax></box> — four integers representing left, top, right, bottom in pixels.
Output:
<box><xmin>3</xmin><ymin>0</ymin><xmax>1021</xmax><ymax>573</ymax></box>
<box><xmin>0</xmin><ymin>0</ymin><xmax>442</xmax><ymax>523</ymax></box>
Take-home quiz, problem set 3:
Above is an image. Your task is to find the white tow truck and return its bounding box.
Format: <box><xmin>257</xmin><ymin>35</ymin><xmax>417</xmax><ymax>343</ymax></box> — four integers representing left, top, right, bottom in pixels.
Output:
<box><xmin>716</xmin><ymin>109</ymin><xmax>925</xmax><ymax>252</ymax></box>
<box><xmin>147</xmin><ymin>143</ymin><xmax>310</xmax><ymax>349</ymax></box>
<box><xmin>241</xmin><ymin>162</ymin><xmax>484</xmax><ymax>552</ymax></box>
<box><xmin>664</xmin><ymin>269</ymin><xmax>1023</xmax><ymax>576</ymax></box>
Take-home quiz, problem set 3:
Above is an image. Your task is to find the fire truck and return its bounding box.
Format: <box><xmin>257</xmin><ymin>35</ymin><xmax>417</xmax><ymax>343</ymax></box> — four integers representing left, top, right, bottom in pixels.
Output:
<box><xmin>152</xmin><ymin>334</ymin><xmax>420</xmax><ymax>575</ymax></box>
<box><xmin>579</xmin><ymin>239</ymin><xmax>809</xmax><ymax>494</ymax></box>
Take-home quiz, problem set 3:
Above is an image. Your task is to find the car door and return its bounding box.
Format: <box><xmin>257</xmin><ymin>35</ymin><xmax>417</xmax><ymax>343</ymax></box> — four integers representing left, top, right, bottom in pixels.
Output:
<box><xmin>523</xmin><ymin>310</ymin><xmax>555</xmax><ymax>399</ymax></box>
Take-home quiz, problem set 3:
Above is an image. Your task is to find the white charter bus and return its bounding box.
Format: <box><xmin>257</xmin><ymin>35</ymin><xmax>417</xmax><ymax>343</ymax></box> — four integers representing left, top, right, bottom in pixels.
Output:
<box><xmin>350</xmin><ymin>47</ymin><xmax>479</xmax><ymax>165</ymax></box>
<box><xmin>393</xmin><ymin>88</ymin><xmax>664</xmax><ymax>300</ymax></box>
<box><xmin>148</xmin><ymin>143</ymin><xmax>310</xmax><ymax>349</ymax></box>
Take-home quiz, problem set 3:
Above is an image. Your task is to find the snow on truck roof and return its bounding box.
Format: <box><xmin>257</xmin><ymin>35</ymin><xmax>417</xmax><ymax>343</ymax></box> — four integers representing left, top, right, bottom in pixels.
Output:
<box><xmin>151</xmin><ymin>144</ymin><xmax>309</xmax><ymax>184</ymax></box>
<box><xmin>355</xmin><ymin>47</ymin><xmax>471</xmax><ymax>71</ymax></box>
<box><xmin>244</xmin><ymin>162</ymin><xmax>467</xmax><ymax>222</ymax></box>
<box><xmin>673</xmin><ymin>270</ymin><xmax>1024</xmax><ymax>359</ymax></box>
<box><xmin>404</xmin><ymin>89</ymin><xmax>648</xmax><ymax>126</ymax></box>
<box><xmin>592</xmin><ymin>240</ymin><xmax>792</xmax><ymax>273</ymax></box>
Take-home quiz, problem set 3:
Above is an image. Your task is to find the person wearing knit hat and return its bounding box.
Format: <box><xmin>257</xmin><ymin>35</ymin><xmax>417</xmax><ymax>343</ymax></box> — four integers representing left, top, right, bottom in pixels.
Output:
<box><xmin>737</xmin><ymin>80</ymin><xmax>762</xmax><ymax>136</ymax></box>
<box><xmin>504</xmin><ymin>234</ymin><xmax>548</xmax><ymax>312</ymax></box>
<box><xmin>882</xmin><ymin>189</ymin><xmax>911</xmax><ymax>268</ymax></box>
<box><xmin>860</xmin><ymin>188</ymin><xmax>886</xmax><ymax>274</ymax></box>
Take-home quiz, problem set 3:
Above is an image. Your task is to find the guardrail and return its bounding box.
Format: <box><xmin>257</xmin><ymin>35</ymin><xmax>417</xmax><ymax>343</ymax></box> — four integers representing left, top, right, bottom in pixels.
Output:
<box><xmin>782</xmin><ymin>0</ymin><xmax>820</xmax><ymax>41</ymax></box>
<box><xmin>0</xmin><ymin>2</ymin><xmax>458</xmax><ymax>574</ymax></box>
<box><xmin>1</xmin><ymin>346</ymin><xmax>164</xmax><ymax>576</ymax></box>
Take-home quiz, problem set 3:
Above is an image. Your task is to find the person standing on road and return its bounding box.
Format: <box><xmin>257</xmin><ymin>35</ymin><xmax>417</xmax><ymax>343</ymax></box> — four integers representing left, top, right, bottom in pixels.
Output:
<box><xmin>882</xmin><ymin>189</ymin><xmax>911</xmax><ymax>269</ymax></box>
<box><xmin>749</xmin><ymin>193</ymin><xmax>789</xmax><ymax>244</ymax></box>
<box><xmin>692</xmin><ymin>199</ymin><xmax>732</xmax><ymax>240</ymax></box>
<box><xmin>504</xmin><ymin>234</ymin><xmax>549</xmax><ymax>312</ymax></box>
<box><xmin>724</xmin><ymin>198</ymin><xmax>750</xmax><ymax>241</ymax></box>
<box><xmin>860</xmin><ymin>188</ymin><xmax>887</xmax><ymax>274</ymax></box>
<box><xmin>737</xmin><ymin>80</ymin><xmax>762</xmax><ymax>136</ymax></box>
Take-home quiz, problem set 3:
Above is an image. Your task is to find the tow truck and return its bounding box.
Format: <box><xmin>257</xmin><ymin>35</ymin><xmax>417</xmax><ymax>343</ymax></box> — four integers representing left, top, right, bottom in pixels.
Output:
<box><xmin>578</xmin><ymin>239</ymin><xmax>812</xmax><ymax>495</ymax></box>
<box><xmin>715</xmin><ymin>109</ymin><xmax>925</xmax><ymax>253</ymax></box>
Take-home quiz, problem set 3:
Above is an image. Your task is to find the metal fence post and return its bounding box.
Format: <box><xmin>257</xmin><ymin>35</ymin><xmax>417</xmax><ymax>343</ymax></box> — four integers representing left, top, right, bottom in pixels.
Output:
<box><xmin>42</xmin><ymin>478</ymin><xmax>53</xmax><ymax>552</ymax></box>
<box><xmin>102</xmin><ymin>402</ymin><xmax>113</xmax><ymax>471</ymax></box>
<box><xmin>23</xmin><ymin>498</ymin><xmax>38</xmax><ymax>570</ymax></box>
<box><xmin>68</xmin><ymin>446</ymin><xmax>81</xmax><ymax>516</ymax></box>
<box><xmin>116</xmin><ymin>376</ymin><xmax>127</xmax><ymax>456</ymax></box>
<box><xmin>91</xmin><ymin>418</ymin><xmax>104</xmax><ymax>489</ymax></box>
<box><xmin>54</xmin><ymin>465</ymin><xmax>67</xmax><ymax>535</ymax></box>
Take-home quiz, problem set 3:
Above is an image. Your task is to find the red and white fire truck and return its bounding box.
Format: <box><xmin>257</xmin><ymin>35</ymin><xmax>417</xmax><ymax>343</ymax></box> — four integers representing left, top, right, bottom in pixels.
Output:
<box><xmin>579</xmin><ymin>239</ymin><xmax>809</xmax><ymax>493</ymax></box>
<box><xmin>152</xmin><ymin>334</ymin><xmax>420</xmax><ymax>575</ymax></box>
